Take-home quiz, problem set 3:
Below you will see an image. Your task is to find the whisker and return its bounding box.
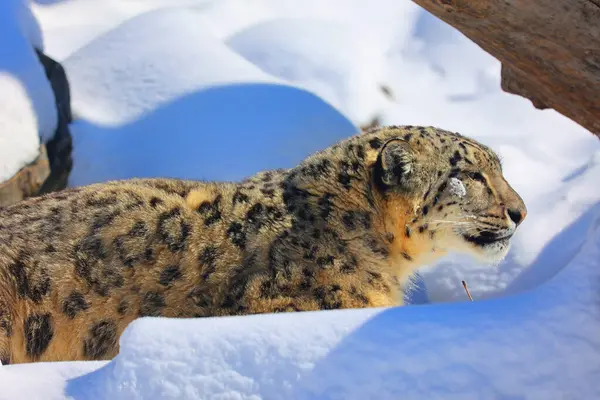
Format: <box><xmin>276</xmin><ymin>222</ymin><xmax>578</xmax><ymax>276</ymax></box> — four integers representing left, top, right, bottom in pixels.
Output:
<box><xmin>430</xmin><ymin>220</ymin><xmax>474</xmax><ymax>226</ymax></box>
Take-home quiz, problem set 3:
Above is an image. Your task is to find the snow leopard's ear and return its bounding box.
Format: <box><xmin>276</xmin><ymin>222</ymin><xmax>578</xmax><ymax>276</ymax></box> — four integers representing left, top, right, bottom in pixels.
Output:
<box><xmin>375</xmin><ymin>138</ymin><xmax>416</xmax><ymax>190</ymax></box>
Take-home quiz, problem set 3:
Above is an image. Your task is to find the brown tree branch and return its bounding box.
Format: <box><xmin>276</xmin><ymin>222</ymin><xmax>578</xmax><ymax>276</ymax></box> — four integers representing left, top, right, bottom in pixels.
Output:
<box><xmin>412</xmin><ymin>0</ymin><xmax>600</xmax><ymax>137</ymax></box>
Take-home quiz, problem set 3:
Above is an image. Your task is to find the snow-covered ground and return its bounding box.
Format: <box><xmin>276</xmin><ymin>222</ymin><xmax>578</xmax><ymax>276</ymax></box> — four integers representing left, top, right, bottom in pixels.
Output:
<box><xmin>0</xmin><ymin>0</ymin><xmax>599</xmax><ymax>398</ymax></box>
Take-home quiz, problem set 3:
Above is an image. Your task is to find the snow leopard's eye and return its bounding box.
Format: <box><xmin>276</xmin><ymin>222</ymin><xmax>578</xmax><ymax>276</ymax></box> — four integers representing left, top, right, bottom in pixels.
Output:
<box><xmin>467</xmin><ymin>171</ymin><xmax>486</xmax><ymax>183</ymax></box>
<box><xmin>465</xmin><ymin>171</ymin><xmax>494</xmax><ymax>197</ymax></box>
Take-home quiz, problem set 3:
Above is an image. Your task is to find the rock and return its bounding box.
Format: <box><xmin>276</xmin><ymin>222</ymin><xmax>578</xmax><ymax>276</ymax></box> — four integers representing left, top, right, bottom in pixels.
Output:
<box><xmin>37</xmin><ymin>113</ymin><xmax>73</xmax><ymax>194</ymax></box>
<box><xmin>0</xmin><ymin>145</ymin><xmax>50</xmax><ymax>207</ymax></box>
<box><xmin>35</xmin><ymin>49</ymin><xmax>73</xmax><ymax>194</ymax></box>
<box><xmin>35</xmin><ymin>49</ymin><xmax>72</xmax><ymax>123</ymax></box>
<box><xmin>412</xmin><ymin>0</ymin><xmax>600</xmax><ymax>137</ymax></box>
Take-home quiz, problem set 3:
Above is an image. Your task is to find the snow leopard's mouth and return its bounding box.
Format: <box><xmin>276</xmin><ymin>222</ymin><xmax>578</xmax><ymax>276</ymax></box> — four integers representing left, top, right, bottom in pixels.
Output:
<box><xmin>462</xmin><ymin>231</ymin><xmax>513</xmax><ymax>246</ymax></box>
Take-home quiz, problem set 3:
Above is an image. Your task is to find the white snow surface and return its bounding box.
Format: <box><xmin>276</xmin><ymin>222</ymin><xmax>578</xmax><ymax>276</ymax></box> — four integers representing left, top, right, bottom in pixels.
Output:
<box><xmin>1</xmin><ymin>1</ymin><xmax>599</xmax><ymax>398</ymax></box>
<box><xmin>0</xmin><ymin>0</ymin><xmax>57</xmax><ymax>181</ymax></box>
<box><xmin>62</xmin><ymin>9</ymin><xmax>280</xmax><ymax>126</ymax></box>
<box><xmin>227</xmin><ymin>18</ymin><xmax>391</xmax><ymax>125</ymax></box>
<box><xmin>0</xmin><ymin>74</ymin><xmax>40</xmax><ymax>183</ymax></box>
<box><xmin>31</xmin><ymin>0</ymin><xmax>418</xmax><ymax>61</ymax></box>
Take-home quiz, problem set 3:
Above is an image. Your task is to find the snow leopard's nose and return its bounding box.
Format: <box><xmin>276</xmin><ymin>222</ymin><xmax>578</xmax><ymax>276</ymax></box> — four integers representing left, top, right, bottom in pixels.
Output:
<box><xmin>507</xmin><ymin>208</ymin><xmax>525</xmax><ymax>226</ymax></box>
<box><xmin>502</xmin><ymin>192</ymin><xmax>527</xmax><ymax>227</ymax></box>
<box><xmin>491</xmin><ymin>174</ymin><xmax>527</xmax><ymax>228</ymax></box>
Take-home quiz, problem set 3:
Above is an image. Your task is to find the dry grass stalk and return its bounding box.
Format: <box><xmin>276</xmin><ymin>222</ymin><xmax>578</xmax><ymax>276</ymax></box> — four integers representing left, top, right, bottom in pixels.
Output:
<box><xmin>462</xmin><ymin>280</ymin><xmax>474</xmax><ymax>301</ymax></box>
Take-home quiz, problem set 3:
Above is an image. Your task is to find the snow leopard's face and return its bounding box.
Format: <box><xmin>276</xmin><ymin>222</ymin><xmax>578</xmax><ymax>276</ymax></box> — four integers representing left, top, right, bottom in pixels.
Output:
<box><xmin>372</xmin><ymin>126</ymin><xmax>527</xmax><ymax>263</ymax></box>
<box><xmin>427</xmin><ymin>166</ymin><xmax>526</xmax><ymax>263</ymax></box>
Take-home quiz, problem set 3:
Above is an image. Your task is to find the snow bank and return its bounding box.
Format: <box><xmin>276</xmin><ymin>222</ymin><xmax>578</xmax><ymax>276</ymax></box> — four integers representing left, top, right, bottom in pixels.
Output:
<box><xmin>62</xmin><ymin>9</ymin><xmax>357</xmax><ymax>187</ymax></box>
<box><xmin>227</xmin><ymin>18</ymin><xmax>391</xmax><ymax>125</ymax></box>
<box><xmin>68</xmin><ymin>83</ymin><xmax>357</xmax><ymax>186</ymax></box>
<box><xmin>31</xmin><ymin>0</ymin><xmax>419</xmax><ymax>61</ymax></box>
<box><xmin>3</xmin><ymin>209</ymin><xmax>599</xmax><ymax>399</ymax></box>
<box><xmin>0</xmin><ymin>0</ymin><xmax>57</xmax><ymax>181</ymax></box>
<box><xmin>0</xmin><ymin>361</ymin><xmax>104</xmax><ymax>400</ymax></box>
<box><xmin>62</xmin><ymin>8</ymin><xmax>280</xmax><ymax>126</ymax></box>
<box><xmin>5</xmin><ymin>0</ymin><xmax>44</xmax><ymax>50</ymax></box>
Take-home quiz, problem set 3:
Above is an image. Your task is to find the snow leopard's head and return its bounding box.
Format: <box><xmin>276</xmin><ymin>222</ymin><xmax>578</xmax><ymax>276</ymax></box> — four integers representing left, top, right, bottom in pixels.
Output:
<box><xmin>370</xmin><ymin>126</ymin><xmax>527</xmax><ymax>263</ymax></box>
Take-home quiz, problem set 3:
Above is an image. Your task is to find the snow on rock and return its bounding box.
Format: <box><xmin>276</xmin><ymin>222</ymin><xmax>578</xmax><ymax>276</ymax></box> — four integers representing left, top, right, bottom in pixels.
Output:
<box><xmin>0</xmin><ymin>74</ymin><xmax>41</xmax><ymax>182</ymax></box>
<box><xmin>3</xmin><ymin>210</ymin><xmax>599</xmax><ymax>399</ymax></box>
<box><xmin>0</xmin><ymin>0</ymin><xmax>57</xmax><ymax>181</ymax></box>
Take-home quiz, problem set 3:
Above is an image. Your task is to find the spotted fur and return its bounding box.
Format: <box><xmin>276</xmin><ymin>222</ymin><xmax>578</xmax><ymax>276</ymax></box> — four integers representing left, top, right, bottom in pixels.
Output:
<box><xmin>0</xmin><ymin>126</ymin><xmax>526</xmax><ymax>364</ymax></box>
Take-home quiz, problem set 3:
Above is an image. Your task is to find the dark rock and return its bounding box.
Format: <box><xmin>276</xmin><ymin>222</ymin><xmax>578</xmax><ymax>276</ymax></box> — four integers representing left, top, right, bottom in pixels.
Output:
<box><xmin>35</xmin><ymin>49</ymin><xmax>73</xmax><ymax>194</ymax></box>
<box><xmin>35</xmin><ymin>49</ymin><xmax>71</xmax><ymax>123</ymax></box>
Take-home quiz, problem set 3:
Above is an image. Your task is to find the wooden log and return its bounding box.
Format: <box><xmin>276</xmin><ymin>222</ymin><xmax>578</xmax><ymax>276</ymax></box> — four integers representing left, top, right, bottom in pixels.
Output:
<box><xmin>412</xmin><ymin>0</ymin><xmax>600</xmax><ymax>137</ymax></box>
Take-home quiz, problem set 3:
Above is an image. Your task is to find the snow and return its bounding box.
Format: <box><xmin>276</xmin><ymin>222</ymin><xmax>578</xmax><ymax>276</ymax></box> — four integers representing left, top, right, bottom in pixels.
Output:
<box><xmin>2</xmin><ymin>0</ymin><xmax>600</xmax><ymax>398</ymax></box>
<box><xmin>62</xmin><ymin>9</ymin><xmax>280</xmax><ymax>126</ymax></box>
<box><xmin>227</xmin><ymin>18</ymin><xmax>392</xmax><ymax>126</ymax></box>
<box><xmin>0</xmin><ymin>361</ymin><xmax>104</xmax><ymax>400</ymax></box>
<box><xmin>60</xmin><ymin>9</ymin><xmax>357</xmax><ymax>186</ymax></box>
<box><xmin>0</xmin><ymin>0</ymin><xmax>57</xmax><ymax>181</ymax></box>
<box><xmin>67</xmin><ymin>81</ymin><xmax>357</xmax><ymax>185</ymax></box>
<box><xmin>448</xmin><ymin>177</ymin><xmax>466</xmax><ymax>198</ymax></box>
<box><xmin>31</xmin><ymin>0</ymin><xmax>419</xmax><ymax>61</ymax></box>
<box><xmin>0</xmin><ymin>74</ymin><xmax>40</xmax><ymax>183</ymax></box>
